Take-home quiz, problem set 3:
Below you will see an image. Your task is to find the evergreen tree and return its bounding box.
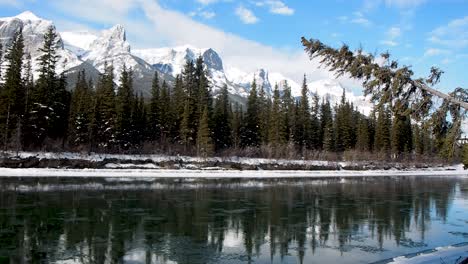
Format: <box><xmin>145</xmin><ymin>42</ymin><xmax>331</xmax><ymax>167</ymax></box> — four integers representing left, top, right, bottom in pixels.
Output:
<box><xmin>391</xmin><ymin>114</ymin><xmax>413</xmax><ymax>155</ymax></box>
<box><xmin>281</xmin><ymin>82</ymin><xmax>295</xmax><ymax>142</ymax></box>
<box><xmin>268</xmin><ymin>85</ymin><xmax>283</xmax><ymax>146</ymax></box>
<box><xmin>241</xmin><ymin>79</ymin><xmax>260</xmax><ymax>147</ymax></box>
<box><xmin>323</xmin><ymin>119</ymin><xmax>335</xmax><ymax>152</ymax></box>
<box><xmin>116</xmin><ymin>66</ymin><xmax>134</xmax><ymax>150</ymax></box>
<box><xmin>320</xmin><ymin>97</ymin><xmax>333</xmax><ymax>150</ymax></box>
<box><xmin>356</xmin><ymin>116</ymin><xmax>370</xmax><ymax>152</ymax></box>
<box><xmin>148</xmin><ymin>72</ymin><xmax>161</xmax><ymax>143</ymax></box>
<box><xmin>213</xmin><ymin>84</ymin><xmax>232</xmax><ymax>151</ymax></box>
<box><xmin>413</xmin><ymin>124</ymin><xmax>424</xmax><ymax>155</ymax></box>
<box><xmin>310</xmin><ymin>93</ymin><xmax>321</xmax><ymax>149</ymax></box>
<box><xmin>374</xmin><ymin>105</ymin><xmax>392</xmax><ymax>153</ymax></box>
<box><xmin>197</xmin><ymin>106</ymin><xmax>213</xmax><ymax>157</ymax></box>
<box><xmin>0</xmin><ymin>29</ymin><xmax>25</xmax><ymax>151</ymax></box>
<box><xmin>131</xmin><ymin>93</ymin><xmax>146</xmax><ymax>149</ymax></box>
<box><xmin>180</xmin><ymin>60</ymin><xmax>198</xmax><ymax>147</ymax></box>
<box><xmin>231</xmin><ymin>103</ymin><xmax>243</xmax><ymax>149</ymax></box>
<box><xmin>29</xmin><ymin>26</ymin><xmax>70</xmax><ymax>147</ymax></box>
<box><xmin>171</xmin><ymin>75</ymin><xmax>185</xmax><ymax>141</ymax></box>
<box><xmin>295</xmin><ymin>75</ymin><xmax>312</xmax><ymax>150</ymax></box>
<box><xmin>258</xmin><ymin>85</ymin><xmax>270</xmax><ymax>144</ymax></box>
<box><xmin>159</xmin><ymin>80</ymin><xmax>172</xmax><ymax>145</ymax></box>
<box><xmin>68</xmin><ymin>70</ymin><xmax>94</xmax><ymax>149</ymax></box>
<box><xmin>92</xmin><ymin>64</ymin><xmax>117</xmax><ymax>151</ymax></box>
<box><xmin>335</xmin><ymin>90</ymin><xmax>356</xmax><ymax>151</ymax></box>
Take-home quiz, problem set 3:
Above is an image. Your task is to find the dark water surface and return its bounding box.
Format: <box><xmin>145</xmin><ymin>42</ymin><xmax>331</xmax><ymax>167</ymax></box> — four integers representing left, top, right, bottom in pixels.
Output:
<box><xmin>0</xmin><ymin>176</ymin><xmax>467</xmax><ymax>263</ymax></box>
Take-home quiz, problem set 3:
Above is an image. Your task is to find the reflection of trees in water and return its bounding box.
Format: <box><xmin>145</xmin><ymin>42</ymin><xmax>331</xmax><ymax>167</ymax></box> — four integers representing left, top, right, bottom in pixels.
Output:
<box><xmin>0</xmin><ymin>177</ymin><xmax>461</xmax><ymax>264</ymax></box>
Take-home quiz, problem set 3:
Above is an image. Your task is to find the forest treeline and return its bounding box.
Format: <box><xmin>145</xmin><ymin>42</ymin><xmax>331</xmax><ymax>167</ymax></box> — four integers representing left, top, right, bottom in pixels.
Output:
<box><xmin>0</xmin><ymin>27</ymin><xmax>464</xmax><ymax>162</ymax></box>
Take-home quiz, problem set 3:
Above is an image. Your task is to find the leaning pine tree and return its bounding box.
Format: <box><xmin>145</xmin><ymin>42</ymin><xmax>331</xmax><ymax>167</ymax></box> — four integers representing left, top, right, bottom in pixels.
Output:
<box><xmin>301</xmin><ymin>37</ymin><xmax>468</xmax><ymax>160</ymax></box>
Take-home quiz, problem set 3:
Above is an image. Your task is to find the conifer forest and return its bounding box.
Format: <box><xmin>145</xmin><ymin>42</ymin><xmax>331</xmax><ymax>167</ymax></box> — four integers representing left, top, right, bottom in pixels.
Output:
<box><xmin>0</xmin><ymin>26</ymin><xmax>466</xmax><ymax>164</ymax></box>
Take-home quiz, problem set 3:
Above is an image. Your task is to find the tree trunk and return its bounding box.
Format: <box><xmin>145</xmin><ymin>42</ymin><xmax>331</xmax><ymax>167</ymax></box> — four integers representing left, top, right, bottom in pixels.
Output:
<box><xmin>3</xmin><ymin>104</ymin><xmax>11</xmax><ymax>152</ymax></box>
<box><xmin>416</xmin><ymin>82</ymin><xmax>468</xmax><ymax>110</ymax></box>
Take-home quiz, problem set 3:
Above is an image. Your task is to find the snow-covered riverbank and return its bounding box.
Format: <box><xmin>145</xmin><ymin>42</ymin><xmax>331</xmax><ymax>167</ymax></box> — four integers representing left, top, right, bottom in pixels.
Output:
<box><xmin>0</xmin><ymin>165</ymin><xmax>466</xmax><ymax>178</ymax></box>
<box><xmin>0</xmin><ymin>151</ymin><xmax>462</xmax><ymax>172</ymax></box>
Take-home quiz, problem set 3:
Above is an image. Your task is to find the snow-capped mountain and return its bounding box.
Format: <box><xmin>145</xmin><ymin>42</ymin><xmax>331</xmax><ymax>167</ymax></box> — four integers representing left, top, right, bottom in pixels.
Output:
<box><xmin>0</xmin><ymin>11</ymin><xmax>372</xmax><ymax>113</ymax></box>
<box><xmin>133</xmin><ymin>46</ymin><xmax>249</xmax><ymax>97</ymax></box>
<box><xmin>0</xmin><ymin>11</ymin><xmax>81</xmax><ymax>78</ymax></box>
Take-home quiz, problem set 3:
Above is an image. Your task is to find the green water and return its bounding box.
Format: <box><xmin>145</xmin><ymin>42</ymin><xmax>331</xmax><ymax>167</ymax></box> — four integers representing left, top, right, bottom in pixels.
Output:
<box><xmin>0</xmin><ymin>176</ymin><xmax>467</xmax><ymax>263</ymax></box>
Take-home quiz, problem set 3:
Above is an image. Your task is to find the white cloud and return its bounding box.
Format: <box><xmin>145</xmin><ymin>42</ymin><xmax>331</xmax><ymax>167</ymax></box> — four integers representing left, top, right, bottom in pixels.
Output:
<box><xmin>235</xmin><ymin>5</ymin><xmax>259</xmax><ymax>24</ymax></box>
<box><xmin>429</xmin><ymin>16</ymin><xmax>468</xmax><ymax>49</ymax></box>
<box><xmin>189</xmin><ymin>8</ymin><xmax>216</xmax><ymax>19</ymax></box>
<box><xmin>363</xmin><ymin>0</ymin><xmax>426</xmax><ymax>10</ymax></box>
<box><xmin>384</xmin><ymin>0</ymin><xmax>427</xmax><ymax>8</ymax></box>
<box><xmin>424</xmin><ymin>48</ymin><xmax>450</xmax><ymax>57</ymax></box>
<box><xmin>339</xmin><ymin>12</ymin><xmax>372</xmax><ymax>27</ymax></box>
<box><xmin>387</xmin><ymin>27</ymin><xmax>401</xmax><ymax>39</ymax></box>
<box><xmin>351</xmin><ymin>17</ymin><xmax>371</xmax><ymax>26</ymax></box>
<box><xmin>380</xmin><ymin>40</ymin><xmax>398</xmax><ymax>46</ymax></box>
<box><xmin>195</xmin><ymin>0</ymin><xmax>218</xmax><ymax>5</ymax></box>
<box><xmin>381</xmin><ymin>26</ymin><xmax>401</xmax><ymax>46</ymax></box>
<box><xmin>255</xmin><ymin>0</ymin><xmax>294</xmax><ymax>16</ymax></box>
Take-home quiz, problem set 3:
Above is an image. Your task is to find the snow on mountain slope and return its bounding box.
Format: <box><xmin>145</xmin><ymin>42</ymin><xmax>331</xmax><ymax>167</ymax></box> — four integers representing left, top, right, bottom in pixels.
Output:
<box><xmin>134</xmin><ymin>45</ymin><xmax>242</xmax><ymax>95</ymax></box>
<box><xmin>309</xmin><ymin>79</ymin><xmax>373</xmax><ymax>115</ymax></box>
<box><xmin>227</xmin><ymin>67</ymin><xmax>372</xmax><ymax>114</ymax></box>
<box><xmin>61</xmin><ymin>31</ymin><xmax>98</xmax><ymax>57</ymax></box>
<box><xmin>0</xmin><ymin>11</ymin><xmax>81</xmax><ymax>77</ymax></box>
<box><xmin>0</xmin><ymin>11</ymin><xmax>373</xmax><ymax>114</ymax></box>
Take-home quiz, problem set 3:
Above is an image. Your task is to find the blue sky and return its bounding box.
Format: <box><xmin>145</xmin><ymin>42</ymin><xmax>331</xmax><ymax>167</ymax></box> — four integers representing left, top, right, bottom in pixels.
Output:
<box><xmin>0</xmin><ymin>0</ymin><xmax>467</xmax><ymax>92</ymax></box>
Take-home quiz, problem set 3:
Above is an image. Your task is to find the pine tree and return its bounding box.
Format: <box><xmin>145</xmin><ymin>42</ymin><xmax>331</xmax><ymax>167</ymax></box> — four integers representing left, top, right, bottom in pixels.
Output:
<box><xmin>391</xmin><ymin>114</ymin><xmax>413</xmax><ymax>156</ymax></box>
<box><xmin>320</xmin><ymin>97</ymin><xmax>333</xmax><ymax>150</ymax></box>
<box><xmin>197</xmin><ymin>106</ymin><xmax>213</xmax><ymax>157</ymax></box>
<box><xmin>335</xmin><ymin>90</ymin><xmax>355</xmax><ymax>151</ymax></box>
<box><xmin>213</xmin><ymin>84</ymin><xmax>232</xmax><ymax>151</ymax></box>
<box><xmin>0</xmin><ymin>29</ymin><xmax>25</xmax><ymax>151</ymax></box>
<box><xmin>295</xmin><ymin>75</ymin><xmax>312</xmax><ymax>150</ymax></box>
<box><xmin>131</xmin><ymin>93</ymin><xmax>146</xmax><ymax>149</ymax></box>
<box><xmin>159</xmin><ymin>80</ymin><xmax>172</xmax><ymax>145</ymax></box>
<box><xmin>268</xmin><ymin>84</ymin><xmax>283</xmax><ymax>146</ymax></box>
<box><xmin>116</xmin><ymin>66</ymin><xmax>134</xmax><ymax>150</ymax></box>
<box><xmin>231</xmin><ymin>103</ymin><xmax>243</xmax><ymax>149</ymax></box>
<box><xmin>310</xmin><ymin>93</ymin><xmax>321</xmax><ymax>149</ymax></box>
<box><xmin>356</xmin><ymin>116</ymin><xmax>370</xmax><ymax>152</ymax></box>
<box><xmin>413</xmin><ymin>124</ymin><xmax>424</xmax><ymax>155</ymax></box>
<box><xmin>92</xmin><ymin>64</ymin><xmax>117</xmax><ymax>151</ymax></box>
<box><xmin>68</xmin><ymin>70</ymin><xmax>94</xmax><ymax>149</ymax></box>
<box><xmin>323</xmin><ymin>119</ymin><xmax>335</xmax><ymax>152</ymax></box>
<box><xmin>374</xmin><ymin>105</ymin><xmax>392</xmax><ymax>153</ymax></box>
<box><xmin>148</xmin><ymin>72</ymin><xmax>161</xmax><ymax>144</ymax></box>
<box><xmin>258</xmin><ymin>85</ymin><xmax>270</xmax><ymax>144</ymax></box>
<box><xmin>281</xmin><ymin>82</ymin><xmax>295</xmax><ymax>142</ymax></box>
<box><xmin>241</xmin><ymin>79</ymin><xmax>260</xmax><ymax>147</ymax></box>
<box><xmin>21</xmin><ymin>53</ymin><xmax>34</xmax><ymax>148</ymax></box>
<box><xmin>29</xmin><ymin>26</ymin><xmax>70</xmax><ymax>147</ymax></box>
<box><xmin>171</xmin><ymin>75</ymin><xmax>185</xmax><ymax>141</ymax></box>
<box><xmin>180</xmin><ymin>60</ymin><xmax>198</xmax><ymax>147</ymax></box>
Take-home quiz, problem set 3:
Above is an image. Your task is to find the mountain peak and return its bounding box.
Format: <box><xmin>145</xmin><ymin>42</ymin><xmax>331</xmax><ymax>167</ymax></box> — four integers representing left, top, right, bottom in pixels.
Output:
<box><xmin>15</xmin><ymin>11</ymin><xmax>42</xmax><ymax>21</ymax></box>
<box><xmin>107</xmin><ymin>24</ymin><xmax>126</xmax><ymax>42</ymax></box>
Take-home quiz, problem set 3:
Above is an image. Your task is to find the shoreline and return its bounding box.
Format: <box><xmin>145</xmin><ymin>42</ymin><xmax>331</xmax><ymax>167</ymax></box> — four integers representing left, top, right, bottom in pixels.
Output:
<box><xmin>0</xmin><ymin>166</ymin><xmax>466</xmax><ymax>178</ymax></box>
<box><xmin>0</xmin><ymin>151</ymin><xmax>461</xmax><ymax>172</ymax></box>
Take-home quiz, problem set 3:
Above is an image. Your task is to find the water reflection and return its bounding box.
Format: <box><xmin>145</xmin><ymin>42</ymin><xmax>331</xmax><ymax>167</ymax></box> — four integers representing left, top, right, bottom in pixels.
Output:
<box><xmin>0</xmin><ymin>177</ymin><xmax>467</xmax><ymax>263</ymax></box>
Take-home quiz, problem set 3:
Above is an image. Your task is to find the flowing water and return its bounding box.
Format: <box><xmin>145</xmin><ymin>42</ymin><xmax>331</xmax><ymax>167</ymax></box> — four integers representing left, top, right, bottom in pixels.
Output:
<box><xmin>0</xmin><ymin>176</ymin><xmax>467</xmax><ymax>263</ymax></box>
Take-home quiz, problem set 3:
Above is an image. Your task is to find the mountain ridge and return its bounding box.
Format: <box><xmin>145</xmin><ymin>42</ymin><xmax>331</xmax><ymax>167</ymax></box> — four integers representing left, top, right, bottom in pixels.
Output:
<box><xmin>1</xmin><ymin>11</ymin><xmax>372</xmax><ymax>113</ymax></box>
